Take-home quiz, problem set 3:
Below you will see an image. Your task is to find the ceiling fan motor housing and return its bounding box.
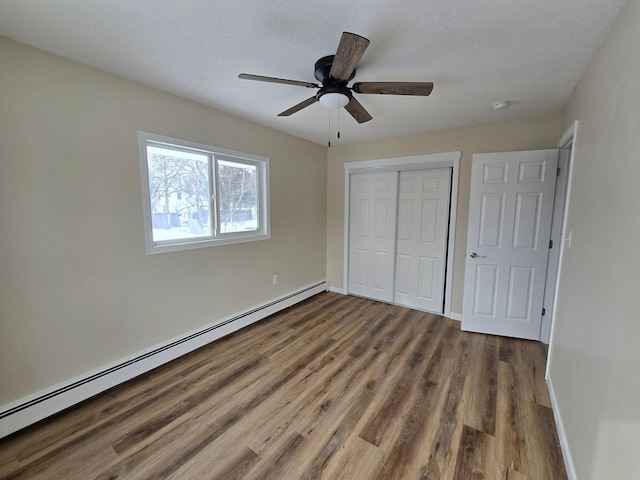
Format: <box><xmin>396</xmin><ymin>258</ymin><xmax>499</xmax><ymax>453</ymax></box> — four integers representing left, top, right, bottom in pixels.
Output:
<box><xmin>315</xmin><ymin>55</ymin><xmax>354</xmax><ymax>104</ymax></box>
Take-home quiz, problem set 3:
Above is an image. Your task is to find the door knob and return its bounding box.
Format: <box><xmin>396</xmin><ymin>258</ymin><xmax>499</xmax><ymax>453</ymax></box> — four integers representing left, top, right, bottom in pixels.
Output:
<box><xmin>469</xmin><ymin>252</ymin><xmax>486</xmax><ymax>258</ymax></box>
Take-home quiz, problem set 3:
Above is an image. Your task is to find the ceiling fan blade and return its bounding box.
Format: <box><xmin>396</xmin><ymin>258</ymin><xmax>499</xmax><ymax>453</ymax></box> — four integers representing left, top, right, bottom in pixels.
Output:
<box><xmin>352</xmin><ymin>82</ymin><xmax>434</xmax><ymax>96</ymax></box>
<box><xmin>344</xmin><ymin>97</ymin><xmax>373</xmax><ymax>124</ymax></box>
<box><xmin>238</xmin><ymin>73</ymin><xmax>319</xmax><ymax>89</ymax></box>
<box><xmin>278</xmin><ymin>96</ymin><xmax>318</xmax><ymax>117</ymax></box>
<box><xmin>329</xmin><ymin>32</ymin><xmax>370</xmax><ymax>82</ymax></box>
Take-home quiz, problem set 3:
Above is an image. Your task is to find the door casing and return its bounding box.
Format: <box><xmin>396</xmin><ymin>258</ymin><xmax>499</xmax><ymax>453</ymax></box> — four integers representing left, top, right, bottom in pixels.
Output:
<box><xmin>544</xmin><ymin>121</ymin><xmax>579</xmax><ymax>356</ymax></box>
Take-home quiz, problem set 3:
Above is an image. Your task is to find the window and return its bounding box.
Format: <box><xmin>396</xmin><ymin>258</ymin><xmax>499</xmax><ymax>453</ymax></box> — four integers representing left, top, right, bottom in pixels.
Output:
<box><xmin>139</xmin><ymin>132</ymin><xmax>269</xmax><ymax>254</ymax></box>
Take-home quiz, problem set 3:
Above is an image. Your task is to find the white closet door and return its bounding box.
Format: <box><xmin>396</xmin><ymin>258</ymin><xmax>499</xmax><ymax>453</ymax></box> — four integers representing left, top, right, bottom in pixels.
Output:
<box><xmin>394</xmin><ymin>168</ymin><xmax>451</xmax><ymax>313</ymax></box>
<box><xmin>348</xmin><ymin>171</ymin><xmax>398</xmax><ymax>302</ymax></box>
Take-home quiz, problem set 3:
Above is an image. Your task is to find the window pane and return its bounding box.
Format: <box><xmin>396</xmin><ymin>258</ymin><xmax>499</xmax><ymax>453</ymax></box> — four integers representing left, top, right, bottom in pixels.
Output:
<box><xmin>217</xmin><ymin>159</ymin><xmax>258</xmax><ymax>233</ymax></box>
<box><xmin>147</xmin><ymin>146</ymin><xmax>211</xmax><ymax>242</ymax></box>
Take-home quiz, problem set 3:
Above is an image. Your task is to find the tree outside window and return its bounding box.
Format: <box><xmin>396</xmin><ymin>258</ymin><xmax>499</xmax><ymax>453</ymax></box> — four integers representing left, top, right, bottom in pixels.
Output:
<box><xmin>140</xmin><ymin>132</ymin><xmax>269</xmax><ymax>254</ymax></box>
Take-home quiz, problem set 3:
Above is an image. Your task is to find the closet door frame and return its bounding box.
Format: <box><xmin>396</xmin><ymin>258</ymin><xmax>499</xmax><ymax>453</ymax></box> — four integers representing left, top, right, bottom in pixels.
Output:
<box><xmin>343</xmin><ymin>151</ymin><xmax>461</xmax><ymax>318</ymax></box>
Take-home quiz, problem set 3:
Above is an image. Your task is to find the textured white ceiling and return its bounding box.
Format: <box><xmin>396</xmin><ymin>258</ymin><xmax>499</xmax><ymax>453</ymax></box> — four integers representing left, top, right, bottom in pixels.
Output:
<box><xmin>0</xmin><ymin>0</ymin><xmax>627</xmax><ymax>145</ymax></box>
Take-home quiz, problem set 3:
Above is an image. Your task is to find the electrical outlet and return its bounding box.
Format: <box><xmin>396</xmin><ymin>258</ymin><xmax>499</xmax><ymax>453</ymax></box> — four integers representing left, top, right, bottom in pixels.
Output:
<box><xmin>272</xmin><ymin>275</ymin><xmax>278</xmax><ymax>285</ymax></box>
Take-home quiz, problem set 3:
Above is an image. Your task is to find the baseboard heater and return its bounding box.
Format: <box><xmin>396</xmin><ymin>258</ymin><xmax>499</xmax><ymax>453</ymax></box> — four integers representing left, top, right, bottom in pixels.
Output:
<box><xmin>0</xmin><ymin>281</ymin><xmax>328</xmax><ymax>439</ymax></box>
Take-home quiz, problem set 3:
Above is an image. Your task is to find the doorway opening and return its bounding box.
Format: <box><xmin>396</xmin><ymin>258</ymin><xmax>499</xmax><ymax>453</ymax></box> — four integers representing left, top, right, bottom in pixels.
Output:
<box><xmin>543</xmin><ymin>121</ymin><xmax>578</xmax><ymax>354</ymax></box>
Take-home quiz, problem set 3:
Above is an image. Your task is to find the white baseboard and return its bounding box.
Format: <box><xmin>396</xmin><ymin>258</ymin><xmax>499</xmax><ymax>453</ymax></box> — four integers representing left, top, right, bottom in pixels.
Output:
<box><xmin>547</xmin><ymin>375</ymin><xmax>577</xmax><ymax>480</ymax></box>
<box><xmin>329</xmin><ymin>286</ymin><xmax>346</xmax><ymax>294</ymax></box>
<box><xmin>448</xmin><ymin>312</ymin><xmax>462</xmax><ymax>321</ymax></box>
<box><xmin>0</xmin><ymin>281</ymin><xmax>328</xmax><ymax>439</ymax></box>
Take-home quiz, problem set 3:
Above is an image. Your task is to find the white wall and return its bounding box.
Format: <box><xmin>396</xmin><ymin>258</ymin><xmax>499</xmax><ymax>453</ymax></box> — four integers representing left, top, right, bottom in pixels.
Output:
<box><xmin>0</xmin><ymin>37</ymin><xmax>327</xmax><ymax>406</ymax></box>
<box><xmin>549</xmin><ymin>0</ymin><xmax>640</xmax><ymax>477</ymax></box>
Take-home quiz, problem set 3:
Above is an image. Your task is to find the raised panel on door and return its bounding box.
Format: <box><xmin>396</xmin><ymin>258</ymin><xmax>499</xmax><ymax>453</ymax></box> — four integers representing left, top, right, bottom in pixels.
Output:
<box><xmin>472</xmin><ymin>264</ymin><xmax>499</xmax><ymax>316</ymax></box>
<box><xmin>352</xmin><ymin>249</ymin><xmax>368</xmax><ymax>288</ymax></box>
<box><xmin>506</xmin><ymin>266</ymin><xmax>534</xmax><ymax>319</ymax></box>
<box><xmin>348</xmin><ymin>171</ymin><xmax>398</xmax><ymax>302</ymax></box>
<box><xmin>462</xmin><ymin>150</ymin><xmax>558</xmax><ymax>340</ymax></box>
<box><xmin>417</xmin><ymin>257</ymin><xmax>436</xmax><ymax>300</ymax></box>
<box><xmin>394</xmin><ymin>168</ymin><xmax>451</xmax><ymax>313</ymax></box>
<box><xmin>478</xmin><ymin>193</ymin><xmax>505</xmax><ymax>248</ymax></box>
<box><xmin>513</xmin><ymin>193</ymin><xmax>542</xmax><ymax>249</ymax></box>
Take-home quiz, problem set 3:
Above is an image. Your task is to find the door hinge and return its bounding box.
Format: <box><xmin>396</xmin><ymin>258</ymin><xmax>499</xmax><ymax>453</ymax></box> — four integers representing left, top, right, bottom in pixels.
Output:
<box><xmin>557</xmin><ymin>167</ymin><xmax>561</xmax><ymax>177</ymax></box>
<box><xmin>549</xmin><ymin>240</ymin><xmax>553</xmax><ymax>249</ymax></box>
<box><xmin>542</xmin><ymin>308</ymin><xmax>546</xmax><ymax>316</ymax></box>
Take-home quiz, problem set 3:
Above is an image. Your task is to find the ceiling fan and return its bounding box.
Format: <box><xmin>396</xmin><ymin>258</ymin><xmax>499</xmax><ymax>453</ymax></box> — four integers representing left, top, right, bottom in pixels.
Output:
<box><xmin>238</xmin><ymin>32</ymin><xmax>434</xmax><ymax>124</ymax></box>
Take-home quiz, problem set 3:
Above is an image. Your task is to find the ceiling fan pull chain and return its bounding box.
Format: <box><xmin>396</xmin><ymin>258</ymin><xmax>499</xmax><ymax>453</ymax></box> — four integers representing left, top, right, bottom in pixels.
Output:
<box><xmin>337</xmin><ymin>108</ymin><xmax>341</xmax><ymax>139</ymax></box>
<box><xmin>328</xmin><ymin>109</ymin><xmax>332</xmax><ymax>147</ymax></box>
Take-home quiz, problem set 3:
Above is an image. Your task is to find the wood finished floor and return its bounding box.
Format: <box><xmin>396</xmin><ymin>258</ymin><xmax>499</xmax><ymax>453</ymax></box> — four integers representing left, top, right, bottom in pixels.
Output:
<box><xmin>0</xmin><ymin>293</ymin><xmax>567</xmax><ymax>480</ymax></box>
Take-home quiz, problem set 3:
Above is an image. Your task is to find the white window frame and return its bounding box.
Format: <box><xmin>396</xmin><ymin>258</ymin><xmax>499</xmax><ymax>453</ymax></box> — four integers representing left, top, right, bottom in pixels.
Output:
<box><xmin>138</xmin><ymin>131</ymin><xmax>270</xmax><ymax>254</ymax></box>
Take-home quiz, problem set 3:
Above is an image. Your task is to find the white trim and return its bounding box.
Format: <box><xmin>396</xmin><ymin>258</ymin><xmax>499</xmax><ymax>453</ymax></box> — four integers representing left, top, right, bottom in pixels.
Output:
<box><xmin>544</xmin><ymin>122</ymin><xmax>579</xmax><ymax>480</ymax></box>
<box><xmin>547</xmin><ymin>376</ymin><xmax>578</xmax><ymax>480</ymax></box>
<box><xmin>540</xmin><ymin>148</ymin><xmax>570</xmax><ymax>343</ymax></box>
<box><xmin>344</xmin><ymin>151</ymin><xmax>459</xmax><ymax>171</ymax></box>
<box><xmin>445</xmin><ymin>158</ymin><xmax>460</xmax><ymax>318</ymax></box>
<box><xmin>342</xmin><ymin>169</ymin><xmax>350</xmax><ymax>299</ymax></box>
<box><xmin>0</xmin><ymin>281</ymin><xmax>327</xmax><ymax>439</ymax></box>
<box><xmin>342</xmin><ymin>152</ymin><xmax>461</xmax><ymax>317</ymax></box>
<box><xmin>448</xmin><ymin>312</ymin><xmax>462</xmax><ymax>321</ymax></box>
<box><xmin>546</xmin><ymin>122</ymin><xmax>579</xmax><ymax>373</ymax></box>
<box><xmin>558</xmin><ymin>121</ymin><xmax>579</xmax><ymax>149</ymax></box>
<box><xmin>329</xmin><ymin>286</ymin><xmax>347</xmax><ymax>294</ymax></box>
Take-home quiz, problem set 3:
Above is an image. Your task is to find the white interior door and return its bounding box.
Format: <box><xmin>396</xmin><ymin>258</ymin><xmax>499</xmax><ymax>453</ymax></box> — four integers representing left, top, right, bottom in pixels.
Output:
<box><xmin>348</xmin><ymin>171</ymin><xmax>398</xmax><ymax>302</ymax></box>
<box><xmin>395</xmin><ymin>168</ymin><xmax>451</xmax><ymax>313</ymax></box>
<box><xmin>462</xmin><ymin>150</ymin><xmax>558</xmax><ymax>340</ymax></box>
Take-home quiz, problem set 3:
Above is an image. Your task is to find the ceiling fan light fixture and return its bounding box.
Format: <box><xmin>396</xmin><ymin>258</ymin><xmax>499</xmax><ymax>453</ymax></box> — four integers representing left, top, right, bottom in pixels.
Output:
<box><xmin>318</xmin><ymin>92</ymin><xmax>350</xmax><ymax>109</ymax></box>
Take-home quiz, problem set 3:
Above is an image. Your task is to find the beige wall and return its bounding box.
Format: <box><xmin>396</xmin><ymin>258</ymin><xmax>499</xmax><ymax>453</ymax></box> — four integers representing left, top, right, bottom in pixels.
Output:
<box><xmin>0</xmin><ymin>38</ymin><xmax>327</xmax><ymax>405</ymax></box>
<box><xmin>549</xmin><ymin>0</ymin><xmax>640</xmax><ymax>477</ymax></box>
<box><xmin>327</xmin><ymin>115</ymin><xmax>561</xmax><ymax>314</ymax></box>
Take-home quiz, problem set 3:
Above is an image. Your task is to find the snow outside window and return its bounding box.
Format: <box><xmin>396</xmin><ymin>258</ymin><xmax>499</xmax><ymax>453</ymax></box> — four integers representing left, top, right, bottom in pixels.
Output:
<box><xmin>139</xmin><ymin>132</ymin><xmax>270</xmax><ymax>254</ymax></box>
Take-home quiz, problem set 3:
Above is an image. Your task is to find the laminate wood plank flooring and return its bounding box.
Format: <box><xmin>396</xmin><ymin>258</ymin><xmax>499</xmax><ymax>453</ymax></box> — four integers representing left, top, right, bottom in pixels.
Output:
<box><xmin>0</xmin><ymin>292</ymin><xmax>567</xmax><ymax>479</ymax></box>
